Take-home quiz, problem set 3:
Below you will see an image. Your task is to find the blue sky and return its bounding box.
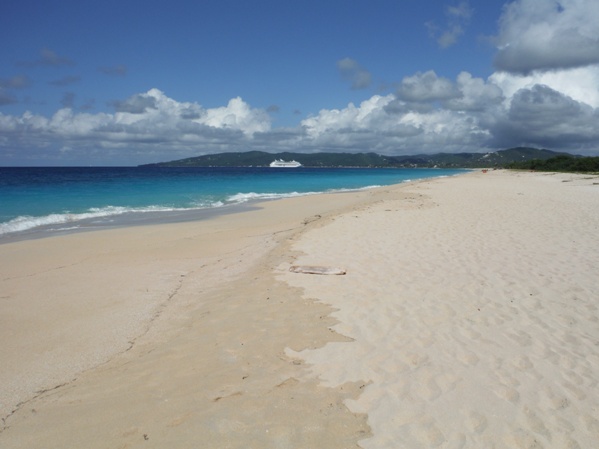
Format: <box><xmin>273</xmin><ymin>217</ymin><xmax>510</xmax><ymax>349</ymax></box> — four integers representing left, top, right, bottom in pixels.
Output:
<box><xmin>1</xmin><ymin>0</ymin><xmax>599</xmax><ymax>165</ymax></box>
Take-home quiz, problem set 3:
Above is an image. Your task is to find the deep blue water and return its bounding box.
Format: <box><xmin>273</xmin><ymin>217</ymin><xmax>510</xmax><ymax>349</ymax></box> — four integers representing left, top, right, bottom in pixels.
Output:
<box><xmin>0</xmin><ymin>166</ymin><xmax>466</xmax><ymax>239</ymax></box>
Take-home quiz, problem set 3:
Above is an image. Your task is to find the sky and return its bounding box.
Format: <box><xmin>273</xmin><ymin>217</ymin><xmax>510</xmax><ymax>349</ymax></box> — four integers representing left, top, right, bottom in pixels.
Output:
<box><xmin>1</xmin><ymin>0</ymin><xmax>599</xmax><ymax>166</ymax></box>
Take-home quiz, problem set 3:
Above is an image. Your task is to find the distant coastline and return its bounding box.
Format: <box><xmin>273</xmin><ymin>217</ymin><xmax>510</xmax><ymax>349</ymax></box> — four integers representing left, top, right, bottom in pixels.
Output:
<box><xmin>141</xmin><ymin>147</ymin><xmax>577</xmax><ymax>169</ymax></box>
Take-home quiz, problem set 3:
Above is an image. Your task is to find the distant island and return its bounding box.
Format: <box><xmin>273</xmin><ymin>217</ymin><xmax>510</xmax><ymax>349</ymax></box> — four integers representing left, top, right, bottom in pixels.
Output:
<box><xmin>141</xmin><ymin>147</ymin><xmax>596</xmax><ymax>170</ymax></box>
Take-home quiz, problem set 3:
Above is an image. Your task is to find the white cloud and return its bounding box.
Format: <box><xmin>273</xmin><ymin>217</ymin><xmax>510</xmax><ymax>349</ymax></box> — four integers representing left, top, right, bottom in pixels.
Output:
<box><xmin>396</xmin><ymin>71</ymin><xmax>459</xmax><ymax>103</ymax></box>
<box><xmin>494</xmin><ymin>0</ymin><xmax>599</xmax><ymax>74</ymax></box>
<box><xmin>108</xmin><ymin>89</ymin><xmax>270</xmax><ymax>137</ymax></box>
<box><xmin>299</xmin><ymin>87</ymin><xmax>491</xmax><ymax>154</ymax></box>
<box><xmin>201</xmin><ymin>97</ymin><xmax>271</xmax><ymax>135</ymax></box>
<box><xmin>298</xmin><ymin>68</ymin><xmax>599</xmax><ymax>155</ymax></box>
<box><xmin>301</xmin><ymin>95</ymin><xmax>396</xmax><ymax>138</ymax></box>
<box><xmin>2</xmin><ymin>66</ymin><xmax>599</xmax><ymax>165</ymax></box>
<box><xmin>0</xmin><ymin>90</ymin><xmax>272</xmax><ymax>164</ymax></box>
<box><xmin>112</xmin><ymin>93</ymin><xmax>157</xmax><ymax>114</ymax></box>
<box><xmin>490</xmin><ymin>66</ymin><xmax>599</xmax><ymax>108</ymax></box>
<box><xmin>444</xmin><ymin>72</ymin><xmax>504</xmax><ymax>111</ymax></box>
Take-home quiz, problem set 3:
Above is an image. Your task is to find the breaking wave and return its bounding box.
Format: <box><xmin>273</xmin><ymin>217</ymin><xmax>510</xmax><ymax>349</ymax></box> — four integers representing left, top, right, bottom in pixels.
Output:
<box><xmin>0</xmin><ymin>204</ymin><xmax>219</xmax><ymax>236</ymax></box>
<box><xmin>0</xmin><ymin>185</ymin><xmax>387</xmax><ymax>237</ymax></box>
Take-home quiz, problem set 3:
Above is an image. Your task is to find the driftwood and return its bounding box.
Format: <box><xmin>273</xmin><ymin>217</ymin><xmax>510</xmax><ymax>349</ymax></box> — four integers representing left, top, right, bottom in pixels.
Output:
<box><xmin>289</xmin><ymin>265</ymin><xmax>347</xmax><ymax>275</ymax></box>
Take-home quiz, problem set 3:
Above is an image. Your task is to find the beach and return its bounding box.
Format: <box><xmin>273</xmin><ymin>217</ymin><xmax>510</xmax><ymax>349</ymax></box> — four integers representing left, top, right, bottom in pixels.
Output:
<box><xmin>1</xmin><ymin>170</ymin><xmax>598</xmax><ymax>448</ymax></box>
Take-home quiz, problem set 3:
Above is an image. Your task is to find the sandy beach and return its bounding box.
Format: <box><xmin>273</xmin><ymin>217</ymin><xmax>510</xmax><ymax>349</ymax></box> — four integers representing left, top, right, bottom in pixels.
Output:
<box><xmin>1</xmin><ymin>170</ymin><xmax>599</xmax><ymax>448</ymax></box>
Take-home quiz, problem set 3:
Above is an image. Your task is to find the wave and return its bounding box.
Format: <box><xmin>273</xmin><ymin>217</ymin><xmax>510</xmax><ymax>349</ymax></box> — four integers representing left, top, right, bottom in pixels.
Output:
<box><xmin>0</xmin><ymin>184</ymin><xmax>389</xmax><ymax>237</ymax></box>
<box><xmin>225</xmin><ymin>185</ymin><xmax>384</xmax><ymax>204</ymax></box>
<box><xmin>226</xmin><ymin>191</ymin><xmax>319</xmax><ymax>203</ymax></box>
<box><xmin>0</xmin><ymin>203</ymin><xmax>223</xmax><ymax>236</ymax></box>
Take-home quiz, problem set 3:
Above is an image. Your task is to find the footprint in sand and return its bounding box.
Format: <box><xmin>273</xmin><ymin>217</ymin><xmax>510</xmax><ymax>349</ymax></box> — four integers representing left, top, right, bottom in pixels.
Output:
<box><xmin>456</xmin><ymin>348</ymin><xmax>479</xmax><ymax>367</ymax></box>
<box><xmin>513</xmin><ymin>355</ymin><xmax>534</xmax><ymax>371</ymax></box>
<box><xmin>561</xmin><ymin>381</ymin><xmax>586</xmax><ymax>401</ymax></box>
<box><xmin>583</xmin><ymin>415</ymin><xmax>599</xmax><ymax>435</ymax></box>
<box><xmin>503</xmin><ymin>428</ymin><xmax>544</xmax><ymax>449</ymax></box>
<box><xmin>411</xmin><ymin>419</ymin><xmax>446</xmax><ymax>448</ymax></box>
<box><xmin>506</xmin><ymin>330</ymin><xmax>532</xmax><ymax>346</ymax></box>
<box><xmin>419</xmin><ymin>376</ymin><xmax>442</xmax><ymax>401</ymax></box>
<box><xmin>465</xmin><ymin>411</ymin><xmax>488</xmax><ymax>433</ymax></box>
<box><xmin>493</xmin><ymin>384</ymin><xmax>520</xmax><ymax>403</ymax></box>
<box><xmin>523</xmin><ymin>406</ymin><xmax>551</xmax><ymax>440</ymax></box>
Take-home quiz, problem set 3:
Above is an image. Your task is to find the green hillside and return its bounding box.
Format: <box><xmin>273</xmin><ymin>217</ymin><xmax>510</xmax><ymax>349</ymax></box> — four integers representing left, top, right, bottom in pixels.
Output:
<box><xmin>141</xmin><ymin>147</ymin><xmax>578</xmax><ymax>168</ymax></box>
<box><xmin>144</xmin><ymin>151</ymin><xmax>395</xmax><ymax>167</ymax></box>
<box><xmin>506</xmin><ymin>155</ymin><xmax>599</xmax><ymax>172</ymax></box>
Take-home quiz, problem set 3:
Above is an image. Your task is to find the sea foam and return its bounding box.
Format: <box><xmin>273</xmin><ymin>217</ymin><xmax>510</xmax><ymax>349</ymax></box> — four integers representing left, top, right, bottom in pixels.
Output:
<box><xmin>0</xmin><ymin>205</ymin><xmax>210</xmax><ymax>236</ymax></box>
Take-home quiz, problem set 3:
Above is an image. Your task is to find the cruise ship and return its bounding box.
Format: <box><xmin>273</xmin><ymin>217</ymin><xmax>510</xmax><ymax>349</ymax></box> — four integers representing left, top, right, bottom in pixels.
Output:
<box><xmin>269</xmin><ymin>159</ymin><xmax>302</xmax><ymax>168</ymax></box>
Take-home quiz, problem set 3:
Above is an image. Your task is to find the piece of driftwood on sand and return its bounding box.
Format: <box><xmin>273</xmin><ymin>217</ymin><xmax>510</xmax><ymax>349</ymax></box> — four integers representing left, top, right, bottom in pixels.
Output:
<box><xmin>289</xmin><ymin>265</ymin><xmax>347</xmax><ymax>275</ymax></box>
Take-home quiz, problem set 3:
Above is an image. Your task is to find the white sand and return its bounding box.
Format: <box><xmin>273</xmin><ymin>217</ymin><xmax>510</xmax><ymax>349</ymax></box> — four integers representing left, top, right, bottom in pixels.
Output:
<box><xmin>0</xmin><ymin>190</ymin><xmax>374</xmax><ymax>448</ymax></box>
<box><xmin>281</xmin><ymin>170</ymin><xmax>599</xmax><ymax>448</ymax></box>
<box><xmin>1</xmin><ymin>169</ymin><xmax>598</xmax><ymax>448</ymax></box>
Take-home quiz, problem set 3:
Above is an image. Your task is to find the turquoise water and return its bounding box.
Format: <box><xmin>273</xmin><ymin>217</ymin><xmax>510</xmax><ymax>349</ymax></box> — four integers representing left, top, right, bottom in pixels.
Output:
<box><xmin>0</xmin><ymin>166</ymin><xmax>466</xmax><ymax>239</ymax></box>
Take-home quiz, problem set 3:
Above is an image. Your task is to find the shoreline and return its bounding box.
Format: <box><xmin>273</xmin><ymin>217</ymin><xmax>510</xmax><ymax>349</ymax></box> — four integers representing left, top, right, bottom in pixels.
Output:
<box><xmin>0</xmin><ymin>185</ymin><xmax>390</xmax><ymax>245</ymax></box>
<box><xmin>0</xmin><ymin>168</ymin><xmax>470</xmax><ymax>245</ymax></box>
<box><xmin>1</xmin><ymin>170</ymin><xmax>598</xmax><ymax>448</ymax></box>
<box><xmin>0</xmin><ymin>181</ymin><xmax>398</xmax><ymax>445</ymax></box>
<box><xmin>0</xmin><ymin>202</ymin><xmax>260</xmax><ymax>245</ymax></box>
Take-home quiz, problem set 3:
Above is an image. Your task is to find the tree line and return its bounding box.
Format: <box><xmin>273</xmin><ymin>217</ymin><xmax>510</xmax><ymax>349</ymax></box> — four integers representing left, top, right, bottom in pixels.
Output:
<box><xmin>506</xmin><ymin>155</ymin><xmax>599</xmax><ymax>172</ymax></box>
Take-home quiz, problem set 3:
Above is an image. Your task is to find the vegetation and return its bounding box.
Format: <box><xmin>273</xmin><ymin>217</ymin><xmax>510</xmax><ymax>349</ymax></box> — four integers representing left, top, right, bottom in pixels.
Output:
<box><xmin>142</xmin><ymin>147</ymin><xmax>582</xmax><ymax>169</ymax></box>
<box><xmin>506</xmin><ymin>155</ymin><xmax>599</xmax><ymax>172</ymax></box>
<box><xmin>144</xmin><ymin>151</ymin><xmax>394</xmax><ymax>168</ymax></box>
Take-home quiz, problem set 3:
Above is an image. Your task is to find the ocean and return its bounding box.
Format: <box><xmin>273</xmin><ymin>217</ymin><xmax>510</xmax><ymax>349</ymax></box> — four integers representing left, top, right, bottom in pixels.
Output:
<box><xmin>0</xmin><ymin>166</ymin><xmax>466</xmax><ymax>241</ymax></box>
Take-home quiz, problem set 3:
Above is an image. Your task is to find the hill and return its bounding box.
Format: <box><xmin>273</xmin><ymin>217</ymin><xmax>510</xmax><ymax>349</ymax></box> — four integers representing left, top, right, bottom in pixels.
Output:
<box><xmin>141</xmin><ymin>147</ymin><xmax>575</xmax><ymax>168</ymax></box>
<box><xmin>506</xmin><ymin>155</ymin><xmax>599</xmax><ymax>172</ymax></box>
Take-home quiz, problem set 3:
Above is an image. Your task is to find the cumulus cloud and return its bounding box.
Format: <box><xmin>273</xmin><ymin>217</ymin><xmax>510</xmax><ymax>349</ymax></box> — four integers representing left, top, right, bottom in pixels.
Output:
<box><xmin>444</xmin><ymin>72</ymin><xmax>504</xmax><ymax>111</ymax></box>
<box><xmin>297</xmin><ymin>69</ymin><xmax>599</xmax><ymax>155</ymax></box>
<box><xmin>111</xmin><ymin>93</ymin><xmax>158</xmax><ymax>114</ymax></box>
<box><xmin>396</xmin><ymin>71</ymin><xmax>459</xmax><ymax>103</ymax></box>
<box><xmin>490</xmin><ymin>84</ymin><xmax>599</xmax><ymax>149</ymax></box>
<box><xmin>490</xmin><ymin>66</ymin><xmax>599</xmax><ymax>108</ymax></box>
<box><xmin>301</xmin><ymin>95</ymin><xmax>397</xmax><ymax>138</ymax></box>
<box><xmin>299</xmin><ymin>83</ymin><xmax>492</xmax><ymax>154</ymax></box>
<box><xmin>337</xmin><ymin>58</ymin><xmax>372</xmax><ymax>89</ymax></box>
<box><xmin>0</xmin><ymin>89</ymin><xmax>273</xmax><ymax>164</ymax></box>
<box><xmin>494</xmin><ymin>0</ymin><xmax>599</xmax><ymax>74</ymax></box>
<box><xmin>2</xmin><ymin>67</ymin><xmax>599</xmax><ymax>164</ymax></box>
<box><xmin>201</xmin><ymin>97</ymin><xmax>271</xmax><ymax>135</ymax></box>
<box><xmin>106</xmin><ymin>90</ymin><xmax>271</xmax><ymax>138</ymax></box>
